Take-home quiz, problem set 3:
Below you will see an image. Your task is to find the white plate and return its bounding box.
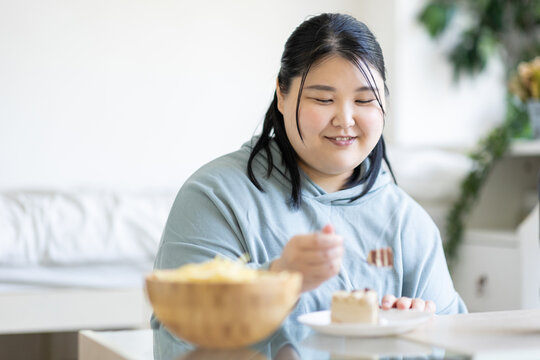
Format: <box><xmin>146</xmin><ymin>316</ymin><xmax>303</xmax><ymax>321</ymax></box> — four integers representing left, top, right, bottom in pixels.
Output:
<box><xmin>297</xmin><ymin>309</ymin><xmax>432</xmax><ymax>337</ymax></box>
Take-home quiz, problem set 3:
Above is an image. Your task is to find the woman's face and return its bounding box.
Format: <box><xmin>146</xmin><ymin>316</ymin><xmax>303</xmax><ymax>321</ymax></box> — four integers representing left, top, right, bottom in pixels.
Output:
<box><xmin>277</xmin><ymin>55</ymin><xmax>385</xmax><ymax>192</ymax></box>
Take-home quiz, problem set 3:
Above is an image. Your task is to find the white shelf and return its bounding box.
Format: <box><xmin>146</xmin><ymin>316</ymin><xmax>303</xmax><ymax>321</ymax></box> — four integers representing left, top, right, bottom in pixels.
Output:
<box><xmin>509</xmin><ymin>140</ymin><xmax>540</xmax><ymax>156</ymax></box>
<box><xmin>464</xmin><ymin>229</ymin><xmax>518</xmax><ymax>247</ymax></box>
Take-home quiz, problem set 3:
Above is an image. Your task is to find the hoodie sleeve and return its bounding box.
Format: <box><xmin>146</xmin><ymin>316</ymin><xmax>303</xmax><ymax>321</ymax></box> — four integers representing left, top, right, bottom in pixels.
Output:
<box><xmin>153</xmin><ymin>173</ymin><xmax>275</xmax><ymax>271</ymax></box>
<box><xmin>153</xmin><ymin>180</ymin><xmax>243</xmax><ymax>270</ymax></box>
<box><xmin>399</xmin><ymin>199</ymin><xmax>468</xmax><ymax>315</ymax></box>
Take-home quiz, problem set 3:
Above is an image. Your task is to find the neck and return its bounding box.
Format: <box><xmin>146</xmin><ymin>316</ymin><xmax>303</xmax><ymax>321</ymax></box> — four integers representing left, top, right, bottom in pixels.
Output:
<box><xmin>298</xmin><ymin>162</ymin><xmax>352</xmax><ymax>193</ymax></box>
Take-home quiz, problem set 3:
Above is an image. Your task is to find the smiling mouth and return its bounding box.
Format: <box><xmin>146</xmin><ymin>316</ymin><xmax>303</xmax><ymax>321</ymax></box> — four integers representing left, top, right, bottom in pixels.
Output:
<box><xmin>325</xmin><ymin>136</ymin><xmax>357</xmax><ymax>146</ymax></box>
<box><xmin>329</xmin><ymin>136</ymin><xmax>356</xmax><ymax>141</ymax></box>
<box><xmin>326</xmin><ymin>136</ymin><xmax>357</xmax><ymax>141</ymax></box>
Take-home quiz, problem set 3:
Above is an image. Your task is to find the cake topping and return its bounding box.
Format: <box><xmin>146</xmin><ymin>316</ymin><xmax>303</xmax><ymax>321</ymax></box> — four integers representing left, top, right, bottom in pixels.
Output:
<box><xmin>332</xmin><ymin>289</ymin><xmax>378</xmax><ymax>304</ymax></box>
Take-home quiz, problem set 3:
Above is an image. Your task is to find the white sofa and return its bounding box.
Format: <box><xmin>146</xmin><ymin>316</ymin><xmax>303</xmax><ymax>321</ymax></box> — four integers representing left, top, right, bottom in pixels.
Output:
<box><xmin>0</xmin><ymin>189</ymin><xmax>175</xmax><ymax>335</ymax></box>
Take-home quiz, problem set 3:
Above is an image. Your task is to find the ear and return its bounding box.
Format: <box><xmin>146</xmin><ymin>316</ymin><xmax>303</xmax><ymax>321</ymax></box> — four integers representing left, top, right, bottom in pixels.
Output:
<box><xmin>276</xmin><ymin>79</ymin><xmax>284</xmax><ymax>114</ymax></box>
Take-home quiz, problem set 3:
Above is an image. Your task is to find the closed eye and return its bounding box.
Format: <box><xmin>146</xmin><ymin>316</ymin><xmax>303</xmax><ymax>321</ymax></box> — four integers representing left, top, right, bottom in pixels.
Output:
<box><xmin>310</xmin><ymin>98</ymin><xmax>333</xmax><ymax>104</ymax></box>
<box><xmin>356</xmin><ymin>99</ymin><xmax>375</xmax><ymax>104</ymax></box>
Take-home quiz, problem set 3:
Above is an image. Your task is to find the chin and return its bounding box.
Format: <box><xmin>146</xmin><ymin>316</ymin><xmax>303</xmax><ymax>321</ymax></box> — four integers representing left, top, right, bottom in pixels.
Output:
<box><xmin>333</xmin><ymin>159</ymin><xmax>364</xmax><ymax>172</ymax></box>
<box><xmin>327</xmin><ymin>164</ymin><xmax>360</xmax><ymax>176</ymax></box>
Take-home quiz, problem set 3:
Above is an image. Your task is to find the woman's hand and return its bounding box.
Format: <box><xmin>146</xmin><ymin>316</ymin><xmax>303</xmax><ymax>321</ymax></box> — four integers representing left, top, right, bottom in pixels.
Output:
<box><xmin>270</xmin><ymin>224</ymin><xmax>344</xmax><ymax>293</ymax></box>
<box><xmin>381</xmin><ymin>294</ymin><xmax>436</xmax><ymax>313</ymax></box>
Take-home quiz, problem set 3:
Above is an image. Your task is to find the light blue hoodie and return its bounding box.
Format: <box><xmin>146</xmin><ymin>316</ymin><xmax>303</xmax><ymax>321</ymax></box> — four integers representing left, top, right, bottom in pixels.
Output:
<box><xmin>152</xmin><ymin>137</ymin><xmax>467</xmax><ymax>332</ymax></box>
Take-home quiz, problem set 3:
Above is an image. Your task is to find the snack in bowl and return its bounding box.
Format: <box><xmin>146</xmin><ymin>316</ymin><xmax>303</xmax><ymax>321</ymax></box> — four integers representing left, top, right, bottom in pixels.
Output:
<box><xmin>330</xmin><ymin>289</ymin><xmax>379</xmax><ymax>324</ymax></box>
<box><xmin>145</xmin><ymin>256</ymin><xmax>302</xmax><ymax>349</ymax></box>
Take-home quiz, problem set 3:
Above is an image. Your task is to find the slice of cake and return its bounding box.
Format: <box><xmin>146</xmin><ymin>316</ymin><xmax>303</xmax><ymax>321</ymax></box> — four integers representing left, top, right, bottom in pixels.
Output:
<box><xmin>331</xmin><ymin>289</ymin><xmax>379</xmax><ymax>324</ymax></box>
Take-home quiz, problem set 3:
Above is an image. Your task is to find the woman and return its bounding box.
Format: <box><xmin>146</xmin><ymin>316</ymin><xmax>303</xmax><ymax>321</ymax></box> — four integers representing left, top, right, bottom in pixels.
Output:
<box><xmin>152</xmin><ymin>13</ymin><xmax>467</xmax><ymax>323</ymax></box>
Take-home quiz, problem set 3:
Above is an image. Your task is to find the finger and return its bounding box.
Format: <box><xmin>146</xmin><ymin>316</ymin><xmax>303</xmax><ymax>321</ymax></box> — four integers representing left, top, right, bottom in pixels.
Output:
<box><xmin>381</xmin><ymin>294</ymin><xmax>397</xmax><ymax>310</ymax></box>
<box><xmin>330</xmin><ymin>257</ymin><xmax>342</xmax><ymax>275</ymax></box>
<box><xmin>321</xmin><ymin>224</ymin><xmax>334</xmax><ymax>234</ymax></box>
<box><xmin>301</xmin><ymin>261</ymin><xmax>340</xmax><ymax>281</ymax></box>
<box><xmin>425</xmin><ymin>300</ymin><xmax>436</xmax><ymax>313</ymax></box>
<box><xmin>297</xmin><ymin>233</ymin><xmax>343</xmax><ymax>250</ymax></box>
<box><xmin>396</xmin><ymin>297</ymin><xmax>412</xmax><ymax>310</ymax></box>
<box><xmin>322</xmin><ymin>245</ymin><xmax>344</xmax><ymax>262</ymax></box>
<box><xmin>411</xmin><ymin>298</ymin><xmax>425</xmax><ymax>311</ymax></box>
<box><xmin>314</xmin><ymin>233</ymin><xmax>343</xmax><ymax>249</ymax></box>
<box><xmin>290</xmin><ymin>246</ymin><xmax>343</xmax><ymax>266</ymax></box>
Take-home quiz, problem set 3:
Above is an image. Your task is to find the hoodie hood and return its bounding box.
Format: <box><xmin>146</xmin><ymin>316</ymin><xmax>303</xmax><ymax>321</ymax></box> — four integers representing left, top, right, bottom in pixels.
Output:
<box><xmin>242</xmin><ymin>136</ymin><xmax>392</xmax><ymax>206</ymax></box>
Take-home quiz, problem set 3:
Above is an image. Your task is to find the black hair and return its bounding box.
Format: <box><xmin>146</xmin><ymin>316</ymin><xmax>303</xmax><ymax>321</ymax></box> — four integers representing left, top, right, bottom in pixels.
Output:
<box><xmin>247</xmin><ymin>13</ymin><xmax>396</xmax><ymax>208</ymax></box>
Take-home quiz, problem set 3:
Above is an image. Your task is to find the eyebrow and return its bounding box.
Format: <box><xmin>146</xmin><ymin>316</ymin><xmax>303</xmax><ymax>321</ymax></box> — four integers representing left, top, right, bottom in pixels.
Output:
<box><xmin>304</xmin><ymin>84</ymin><xmax>374</xmax><ymax>92</ymax></box>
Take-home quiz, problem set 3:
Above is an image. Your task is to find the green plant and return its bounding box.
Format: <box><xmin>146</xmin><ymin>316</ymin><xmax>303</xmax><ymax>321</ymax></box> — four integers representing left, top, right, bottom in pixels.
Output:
<box><xmin>444</xmin><ymin>96</ymin><xmax>529</xmax><ymax>264</ymax></box>
<box><xmin>418</xmin><ymin>0</ymin><xmax>540</xmax><ymax>79</ymax></box>
<box><xmin>417</xmin><ymin>0</ymin><xmax>540</xmax><ymax>266</ymax></box>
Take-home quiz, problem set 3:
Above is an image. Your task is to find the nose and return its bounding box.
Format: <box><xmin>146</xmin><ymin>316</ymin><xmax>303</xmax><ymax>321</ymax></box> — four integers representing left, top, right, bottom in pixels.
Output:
<box><xmin>331</xmin><ymin>104</ymin><xmax>355</xmax><ymax>128</ymax></box>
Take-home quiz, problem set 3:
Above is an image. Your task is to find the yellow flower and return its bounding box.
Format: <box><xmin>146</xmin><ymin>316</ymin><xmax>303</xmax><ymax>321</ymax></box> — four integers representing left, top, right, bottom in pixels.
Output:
<box><xmin>509</xmin><ymin>56</ymin><xmax>540</xmax><ymax>101</ymax></box>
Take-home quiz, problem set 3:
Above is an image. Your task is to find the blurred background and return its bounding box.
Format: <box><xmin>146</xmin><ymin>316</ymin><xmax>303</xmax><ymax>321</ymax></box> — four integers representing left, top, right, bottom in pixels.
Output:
<box><xmin>0</xmin><ymin>0</ymin><xmax>508</xmax><ymax>190</ymax></box>
<box><xmin>0</xmin><ymin>0</ymin><xmax>538</xmax><ymax>359</ymax></box>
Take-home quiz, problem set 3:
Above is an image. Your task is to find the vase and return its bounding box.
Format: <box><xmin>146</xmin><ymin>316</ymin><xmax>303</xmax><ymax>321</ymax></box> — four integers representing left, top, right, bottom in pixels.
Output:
<box><xmin>528</xmin><ymin>100</ymin><xmax>540</xmax><ymax>139</ymax></box>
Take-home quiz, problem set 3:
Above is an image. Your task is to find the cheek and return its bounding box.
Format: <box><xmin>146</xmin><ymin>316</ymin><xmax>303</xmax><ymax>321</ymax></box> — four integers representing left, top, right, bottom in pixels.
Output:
<box><xmin>359</xmin><ymin>107</ymin><xmax>384</xmax><ymax>133</ymax></box>
<box><xmin>297</xmin><ymin>106</ymin><xmax>329</xmax><ymax>134</ymax></box>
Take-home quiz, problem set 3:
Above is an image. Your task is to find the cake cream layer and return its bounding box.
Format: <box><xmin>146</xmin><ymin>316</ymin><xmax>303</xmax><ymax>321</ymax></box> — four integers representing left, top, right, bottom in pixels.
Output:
<box><xmin>331</xmin><ymin>290</ymin><xmax>379</xmax><ymax>324</ymax></box>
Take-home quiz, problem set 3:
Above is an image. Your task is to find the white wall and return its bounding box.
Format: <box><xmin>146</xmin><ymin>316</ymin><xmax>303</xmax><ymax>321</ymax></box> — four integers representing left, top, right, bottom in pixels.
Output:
<box><xmin>393</xmin><ymin>0</ymin><xmax>507</xmax><ymax>148</ymax></box>
<box><xmin>0</xmin><ymin>0</ymin><xmax>505</xmax><ymax>190</ymax></box>
<box><xmin>0</xmin><ymin>0</ymin><xmax>376</xmax><ymax>191</ymax></box>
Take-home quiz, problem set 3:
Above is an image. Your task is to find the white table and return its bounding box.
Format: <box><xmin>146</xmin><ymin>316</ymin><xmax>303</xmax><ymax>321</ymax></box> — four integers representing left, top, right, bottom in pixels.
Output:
<box><xmin>79</xmin><ymin>329</ymin><xmax>152</xmax><ymax>360</ymax></box>
<box><xmin>402</xmin><ymin>308</ymin><xmax>540</xmax><ymax>360</ymax></box>
<box><xmin>79</xmin><ymin>308</ymin><xmax>540</xmax><ymax>360</ymax></box>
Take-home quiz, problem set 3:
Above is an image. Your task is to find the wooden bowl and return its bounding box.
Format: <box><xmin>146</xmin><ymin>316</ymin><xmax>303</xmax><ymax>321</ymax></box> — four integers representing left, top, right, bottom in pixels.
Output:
<box><xmin>145</xmin><ymin>271</ymin><xmax>302</xmax><ymax>349</ymax></box>
<box><xmin>178</xmin><ymin>347</ymin><xmax>268</xmax><ymax>360</ymax></box>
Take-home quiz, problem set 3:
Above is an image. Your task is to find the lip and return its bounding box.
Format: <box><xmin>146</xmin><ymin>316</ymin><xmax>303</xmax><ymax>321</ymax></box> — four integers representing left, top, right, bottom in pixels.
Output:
<box><xmin>325</xmin><ymin>136</ymin><xmax>357</xmax><ymax>146</ymax></box>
